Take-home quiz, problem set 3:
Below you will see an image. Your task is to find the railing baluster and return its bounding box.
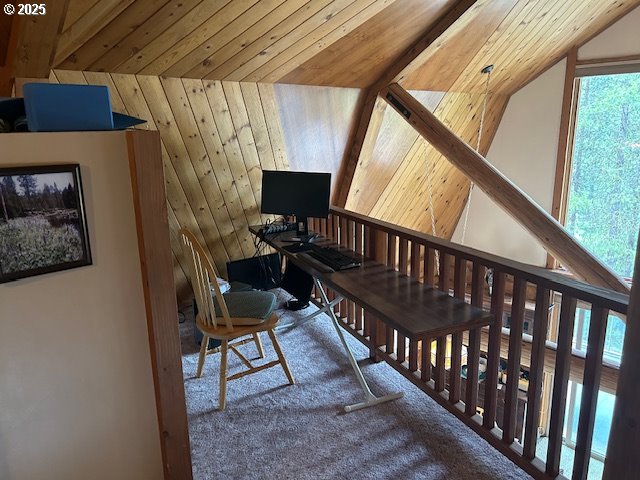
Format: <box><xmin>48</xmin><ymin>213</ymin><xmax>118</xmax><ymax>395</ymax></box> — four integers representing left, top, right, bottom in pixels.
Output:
<box><xmin>546</xmin><ymin>295</ymin><xmax>578</xmax><ymax>477</ymax></box>
<box><xmin>399</xmin><ymin>237</ymin><xmax>409</xmax><ymax>276</ymax></box>
<box><xmin>523</xmin><ymin>286</ymin><xmax>550</xmax><ymax>459</ymax></box>
<box><xmin>409</xmin><ymin>339</ymin><xmax>418</xmax><ymax>372</ymax></box>
<box><xmin>424</xmin><ymin>246</ymin><xmax>436</xmax><ymax>286</ymax></box>
<box><xmin>411</xmin><ymin>242</ymin><xmax>421</xmax><ymax>281</ymax></box>
<box><xmin>385</xmin><ymin>229</ymin><xmax>395</xmax><ymax>353</ymax></box>
<box><xmin>439</xmin><ymin>252</ymin><xmax>452</xmax><ymax>294</ymax></box>
<box><xmin>484</xmin><ymin>271</ymin><xmax>506</xmax><ymax>430</ymax></box>
<box><xmin>573</xmin><ymin>306</ymin><xmax>608</xmax><ymax>480</ymax></box>
<box><xmin>435</xmin><ymin>336</ymin><xmax>447</xmax><ymax>392</ymax></box>
<box><xmin>421</xmin><ymin>337</ymin><xmax>432</xmax><ymax>382</ymax></box>
<box><xmin>503</xmin><ymin>276</ymin><xmax>526</xmax><ymax>444</ymax></box>
<box><xmin>466</xmin><ymin>263</ymin><xmax>484</xmax><ymax>417</ymax></box>
<box><xmin>369</xmin><ymin>228</ymin><xmax>388</xmax><ymax>356</ymax></box>
<box><xmin>450</xmin><ymin>256</ymin><xmax>467</xmax><ymax>404</ymax></box>
<box><xmin>397</xmin><ymin>333</ymin><xmax>406</xmax><ymax>363</ymax></box>
<box><xmin>387</xmin><ymin>233</ymin><xmax>397</xmax><ymax>270</ymax></box>
<box><xmin>346</xmin><ymin>220</ymin><xmax>356</xmax><ymax>327</ymax></box>
<box><xmin>332</xmin><ymin>213</ymin><xmax>339</xmax><ymax>241</ymax></box>
<box><xmin>338</xmin><ymin>217</ymin><xmax>348</xmax><ymax>319</ymax></box>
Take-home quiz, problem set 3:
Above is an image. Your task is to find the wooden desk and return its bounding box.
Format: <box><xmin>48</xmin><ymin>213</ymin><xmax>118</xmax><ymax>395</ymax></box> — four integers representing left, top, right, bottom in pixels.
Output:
<box><xmin>251</xmin><ymin>226</ymin><xmax>495</xmax><ymax>413</ymax></box>
<box><xmin>250</xmin><ymin>226</ymin><xmax>493</xmax><ymax>341</ymax></box>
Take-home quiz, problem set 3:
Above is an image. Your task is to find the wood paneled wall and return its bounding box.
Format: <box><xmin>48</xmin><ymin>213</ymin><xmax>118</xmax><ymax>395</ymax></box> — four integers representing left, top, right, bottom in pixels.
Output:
<box><xmin>47</xmin><ymin>70</ymin><xmax>358</xmax><ymax>302</ymax></box>
<box><xmin>346</xmin><ymin>90</ymin><xmax>509</xmax><ymax>239</ymax></box>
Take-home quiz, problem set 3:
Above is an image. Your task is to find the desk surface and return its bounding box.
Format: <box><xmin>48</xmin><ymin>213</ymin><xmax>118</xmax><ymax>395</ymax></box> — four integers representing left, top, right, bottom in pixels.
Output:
<box><xmin>251</xmin><ymin>226</ymin><xmax>494</xmax><ymax>340</ymax></box>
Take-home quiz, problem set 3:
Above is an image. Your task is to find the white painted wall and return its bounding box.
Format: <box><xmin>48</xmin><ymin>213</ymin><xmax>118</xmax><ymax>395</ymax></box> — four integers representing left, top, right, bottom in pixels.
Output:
<box><xmin>450</xmin><ymin>60</ymin><xmax>566</xmax><ymax>265</ymax></box>
<box><xmin>451</xmin><ymin>6</ymin><xmax>640</xmax><ymax>265</ymax></box>
<box><xmin>0</xmin><ymin>132</ymin><xmax>163</xmax><ymax>480</ymax></box>
<box><xmin>578</xmin><ymin>6</ymin><xmax>640</xmax><ymax>60</ymax></box>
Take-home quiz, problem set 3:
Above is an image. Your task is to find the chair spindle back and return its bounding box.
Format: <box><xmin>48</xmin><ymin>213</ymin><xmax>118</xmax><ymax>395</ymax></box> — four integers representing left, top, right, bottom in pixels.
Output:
<box><xmin>180</xmin><ymin>229</ymin><xmax>233</xmax><ymax>331</ymax></box>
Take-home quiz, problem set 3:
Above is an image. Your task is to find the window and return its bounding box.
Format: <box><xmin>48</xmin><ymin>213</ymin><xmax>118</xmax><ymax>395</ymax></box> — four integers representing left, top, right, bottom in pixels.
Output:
<box><xmin>565</xmin><ymin>71</ymin><xmax>640</xmax><ymax>279</ymax></box>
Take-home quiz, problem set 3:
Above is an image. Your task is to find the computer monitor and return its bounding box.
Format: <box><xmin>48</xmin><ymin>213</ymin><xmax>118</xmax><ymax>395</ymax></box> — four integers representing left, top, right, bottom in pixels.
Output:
<box><xmin>261</xmin><ymin>170</ymin><xmax>331</xmax><ymax>240</ymax></box>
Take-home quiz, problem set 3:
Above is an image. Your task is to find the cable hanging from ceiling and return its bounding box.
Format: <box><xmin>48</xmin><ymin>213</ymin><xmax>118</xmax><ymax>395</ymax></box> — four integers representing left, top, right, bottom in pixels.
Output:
<box><xmin>425</xmin><ymin>64</ymin><xmax>493</xmax><ymax>273</ymax></box>
<box><xmin>460</xmin><ymin>64</ymin><xmax>494</xmax><ymax>245</ymax></box>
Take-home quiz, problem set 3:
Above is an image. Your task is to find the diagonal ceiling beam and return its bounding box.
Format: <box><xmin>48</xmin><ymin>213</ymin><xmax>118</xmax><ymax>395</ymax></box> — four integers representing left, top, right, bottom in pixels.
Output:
<box><xmin>334</xmin><ymin>0</ymin><xmax>481</xmax><ymax>207</ymax></box>
<box><xmin>381</xmin><ymin>82</ymin><xmax>630</xmax><ymax>295</ymax></box>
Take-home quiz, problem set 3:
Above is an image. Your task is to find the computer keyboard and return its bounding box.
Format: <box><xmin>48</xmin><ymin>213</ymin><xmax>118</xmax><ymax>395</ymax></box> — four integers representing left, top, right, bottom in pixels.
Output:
<box><xmin>306</xmin><ymin>246</ymin><xmax>361</xmax><ymax>271</ymax></box>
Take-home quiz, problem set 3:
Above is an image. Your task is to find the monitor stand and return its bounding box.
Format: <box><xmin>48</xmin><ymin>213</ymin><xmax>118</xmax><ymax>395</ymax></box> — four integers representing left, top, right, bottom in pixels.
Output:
<box><xmin>293</xmin><ymin>217</ymin><xmax>317</xmax><ymax>243</ymax></box>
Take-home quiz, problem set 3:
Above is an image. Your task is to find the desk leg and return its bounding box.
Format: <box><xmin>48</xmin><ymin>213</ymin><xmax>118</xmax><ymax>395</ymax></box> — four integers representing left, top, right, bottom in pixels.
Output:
<box><xmin>314</xmin><ymin>278</ymin><xmax>404</xmax><ymax>413</ymax></box>
<box><xmin>275</xmin><ymin>296</ymin><xmax>342</xmax><ymax>331</ymax></box>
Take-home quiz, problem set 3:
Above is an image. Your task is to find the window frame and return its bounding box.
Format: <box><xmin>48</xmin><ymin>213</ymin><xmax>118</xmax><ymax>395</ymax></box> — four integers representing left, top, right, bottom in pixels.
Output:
<box><xmin>550</xmin><ymin>50</ymin><xmax>640</xmax><ymax>280</ymax></box>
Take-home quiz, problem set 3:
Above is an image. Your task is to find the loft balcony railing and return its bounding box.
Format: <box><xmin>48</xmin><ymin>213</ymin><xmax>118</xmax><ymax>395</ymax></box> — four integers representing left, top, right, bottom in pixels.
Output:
<box><xmin>308</xmin><ymin>206</ymin><xmax>630</xmax><ymax>480</ymax></box>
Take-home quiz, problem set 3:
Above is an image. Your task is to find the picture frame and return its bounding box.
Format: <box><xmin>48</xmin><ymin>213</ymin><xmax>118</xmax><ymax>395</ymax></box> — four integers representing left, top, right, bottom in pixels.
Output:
<box><xmin>0</xmin><ymin>164</ymin><xmax>92</xmax><ymax>283</ymax></box>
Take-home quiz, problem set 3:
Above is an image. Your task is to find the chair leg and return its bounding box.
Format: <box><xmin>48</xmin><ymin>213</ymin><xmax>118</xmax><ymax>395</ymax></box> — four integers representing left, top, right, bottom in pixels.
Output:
<box><xmin>219</xmin><ymin>340</ymin><xmax>228</xmax><ymax>410</ymax></box>
<box><xmin>267</xmin><ymin>329</ymin><xmax>295</xmax><ymax>385</ymax></box>
<box><xmin>196</xmin><ymin>335</ymin><xmax>208</xmax><ymax>378</ymax></box>
<box><xmin>253</xmin><ymin>333</ymin><xmax>265</xmax><ymax>358</ymax></box>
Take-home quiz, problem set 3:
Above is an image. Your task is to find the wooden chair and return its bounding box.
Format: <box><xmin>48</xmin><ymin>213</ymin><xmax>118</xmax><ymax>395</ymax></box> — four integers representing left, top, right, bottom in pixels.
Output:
<box><xmin>180</xmin><ymin>228</ymin><xmax>294</xmax><ymax>410</ymax></box>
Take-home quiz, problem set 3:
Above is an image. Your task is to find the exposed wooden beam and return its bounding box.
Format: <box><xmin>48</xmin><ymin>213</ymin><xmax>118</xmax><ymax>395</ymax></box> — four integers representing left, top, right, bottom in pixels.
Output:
<box><xmin>13</xmin><ymin>0</ymin><xmax>69</xmax><ymax>78</ymax></box>
<box><xmin>604</xmin><ymin>231</ymin><xmax>640</xmax><ymax>479</ymax></box>
<box><xmin>381</xmin><ymin>82</ymin><xmax>630</xmax><ymax>294</ymax></box>
<box><xmin>334</xmin><ymin>0</ymin><xmax>480</xmax><ymax>207</ymax></box>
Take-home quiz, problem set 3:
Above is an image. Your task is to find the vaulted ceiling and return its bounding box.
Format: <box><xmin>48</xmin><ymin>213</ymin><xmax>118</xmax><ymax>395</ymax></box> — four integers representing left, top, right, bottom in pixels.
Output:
<box><xmin>4</xmin><ymin>0</ymin><xmax>640</xmax><ymax>300</ymax></box>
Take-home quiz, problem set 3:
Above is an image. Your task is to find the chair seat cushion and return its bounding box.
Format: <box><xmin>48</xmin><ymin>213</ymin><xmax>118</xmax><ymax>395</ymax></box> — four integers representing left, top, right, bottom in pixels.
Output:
<box><xmin>214</xmin><ymin>290</ymin><xmax>277</xmax><ymax>325</ymax></box>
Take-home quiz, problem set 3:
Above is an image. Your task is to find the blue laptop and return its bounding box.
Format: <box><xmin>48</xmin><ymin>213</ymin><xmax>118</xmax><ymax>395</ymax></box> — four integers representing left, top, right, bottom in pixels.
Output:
<box><xmin>23</xmin><ymin>83</ymin><xmax>145</xmax><ymax>132</ymax></box>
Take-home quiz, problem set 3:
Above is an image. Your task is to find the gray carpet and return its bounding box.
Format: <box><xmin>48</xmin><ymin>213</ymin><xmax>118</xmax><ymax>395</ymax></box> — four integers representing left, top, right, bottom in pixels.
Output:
<box><xmin>180</xmin><ymin>291</ymin><xmax>531</xmax><ymax>480</ymax></box>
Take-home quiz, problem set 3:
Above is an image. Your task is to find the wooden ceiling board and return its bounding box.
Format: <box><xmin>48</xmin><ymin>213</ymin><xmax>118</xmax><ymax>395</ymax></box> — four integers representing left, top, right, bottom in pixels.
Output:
<box><xmin>217</xmin><ymin>0</ymin><xmax>378</xmax><ymax>82</ymax></box>
<box><xmin>346</xmin><ymin>91</ymin><xmax>446</xmax><ymax>214</ymax></box>
<box><xmin>62</xmin><ymin>0</ymin><xmax>101</xmax><ymax>32</ymax></box>
<box><xmin>252</xmin><ymin>0</ymin><xmax>397</xmax><ymax>83</ymax></box>
<box><xmin>55</xmin><ymin>0</ymin><xmax>135</xmax><ymax>66</ymax></box>
<box><xmin>400</xmin><ymin>0</ymin><xmax>518</xmax><ymax>91</ymax></box>
<box><xmin>280</xmin><ymin>0</ymin><xmax>454</xmax><ymax>88</ymax></box>
<box><xmin>450</xmin><ymin>0</ymin><xmax>580</xmax><ymax>93</ymax></box>
<box><xmin>196</xmin><ymin>0</ymin><xmax>329</xmax><ymax>79</ymax></box>
<box><xmin>145</xmin><ymin>0</ymin><xmax>289</xmax><ymax>76</ymax></box>
<box><xmin>496</xmin><ymin>0</ymin><xmax>639</xmax><ymax>94</ymax></box>
<box><xmin>56</xmin><ymin>0</ymin><xmax>172</xmax><ymax>70</ymax></box>
<box><xmin>115</xmin><ymin>0</ymin><xmax>248</xmax><ymax>74</ymax></box>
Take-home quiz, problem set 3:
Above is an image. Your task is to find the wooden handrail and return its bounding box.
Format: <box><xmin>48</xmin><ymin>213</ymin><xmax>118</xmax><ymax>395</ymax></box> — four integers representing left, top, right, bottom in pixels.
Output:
<box><xmin>330</xmin><ymin>206</ymin><xmax>629</xmax><ymax>313</ymax></box>
<box><xmin>378</xmin><ymin>83</ymin><xmax>630</xmax><ymax>295</ymax></box>
<box><xmin>311</xmin><ymin>211</ymin><xmax>630</xmax><ymax>479</ymax></box>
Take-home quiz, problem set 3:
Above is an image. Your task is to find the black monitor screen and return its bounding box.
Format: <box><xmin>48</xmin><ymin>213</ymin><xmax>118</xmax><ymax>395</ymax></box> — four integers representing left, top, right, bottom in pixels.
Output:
<box><xmin>261</xmin><ymin>170</ymin><xmax>331</xmax><ymax>218</ymax></box>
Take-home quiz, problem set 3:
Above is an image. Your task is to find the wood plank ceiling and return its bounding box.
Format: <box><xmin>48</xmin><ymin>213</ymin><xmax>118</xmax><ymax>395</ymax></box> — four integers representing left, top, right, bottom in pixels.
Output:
<box><xmin>8</xmin><ymin>0</ymin><xmax>640</xmax><ymax>300</ymax></box>
<box><xmin>54</xmin><ymin>0</ymin><xmax>454</xmax><ymax>87</ymax></box>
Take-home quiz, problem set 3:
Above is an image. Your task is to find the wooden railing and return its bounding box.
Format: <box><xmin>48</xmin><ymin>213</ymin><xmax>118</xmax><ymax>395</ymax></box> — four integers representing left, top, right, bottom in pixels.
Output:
<box><xmin>309</xmin><ymin>207</ymin><xmax>630</xmax><ymax>480</ymax></box>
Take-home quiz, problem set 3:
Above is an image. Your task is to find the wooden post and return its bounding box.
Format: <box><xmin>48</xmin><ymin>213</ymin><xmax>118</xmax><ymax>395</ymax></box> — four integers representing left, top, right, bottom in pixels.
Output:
<box><xmin>603</xmin><ymin>231</ymin><xmax>640</xmax><ymax>479</ymax></box>
<box><xmin>380</xmin><ymin>83</ymin><xmax>629</xmax><ymax>295</ymax></box>
<box><xmin>127</xmin><ymin>130</ymin><xmax>193</xmax><ymax>480</ymax></box>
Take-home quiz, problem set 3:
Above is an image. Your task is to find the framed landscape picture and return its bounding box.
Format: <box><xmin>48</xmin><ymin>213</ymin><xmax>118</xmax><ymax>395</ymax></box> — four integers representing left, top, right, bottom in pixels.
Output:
<box><xmin>0</xmin><ymin>164</ymin><xmax>92</xmax><ymax>283</ymax></box>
